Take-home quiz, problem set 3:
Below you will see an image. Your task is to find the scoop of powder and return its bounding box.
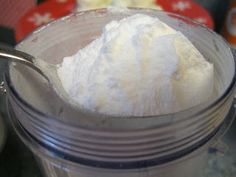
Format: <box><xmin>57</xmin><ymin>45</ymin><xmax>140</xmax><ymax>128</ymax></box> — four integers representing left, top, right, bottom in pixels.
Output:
<box><xmin>57</xmin><ymin>14</ymin><xmax>214</xmax><ymax>116</ymax></box>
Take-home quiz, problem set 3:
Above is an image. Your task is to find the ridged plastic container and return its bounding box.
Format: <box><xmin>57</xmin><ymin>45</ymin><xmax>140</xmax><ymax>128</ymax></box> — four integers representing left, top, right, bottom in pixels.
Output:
<box><xmin>4</xmin><ymin>8</ymin><xmax>236</xmax><ymax>177</ymax></box>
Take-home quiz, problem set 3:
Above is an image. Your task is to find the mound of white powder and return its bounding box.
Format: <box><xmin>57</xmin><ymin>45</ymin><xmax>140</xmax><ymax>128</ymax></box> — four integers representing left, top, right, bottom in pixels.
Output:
<box><xmin>57</xmin><ymin>14</ymin><xmax>214</xmax><ymax>116</ymax></box>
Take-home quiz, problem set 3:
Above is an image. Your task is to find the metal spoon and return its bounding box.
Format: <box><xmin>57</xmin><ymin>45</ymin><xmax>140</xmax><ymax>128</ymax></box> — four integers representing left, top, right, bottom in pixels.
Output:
<box><xmin>0</xmin><ymin>44</ymin><xmax>69</xmax><ymax>104</ymax></box>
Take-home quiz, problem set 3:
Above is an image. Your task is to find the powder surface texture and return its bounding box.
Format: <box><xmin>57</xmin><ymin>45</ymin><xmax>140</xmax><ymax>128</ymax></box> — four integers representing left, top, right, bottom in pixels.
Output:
<box><xmin>57</xmin><ymin>14</ymin><xmax>214</xmax><ymax>116</ymax></box>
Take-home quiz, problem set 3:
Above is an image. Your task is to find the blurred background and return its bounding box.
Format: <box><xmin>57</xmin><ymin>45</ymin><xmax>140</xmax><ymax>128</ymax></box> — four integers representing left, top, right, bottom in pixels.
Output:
<box><xmin>0</xmin><ymin>0</ymin><xmax>236</xmax><ymax>177</ymax></box>
<box><xmin>0</xmin><ymin>0</ymin><xmax>233</xmax><ymax>46</ymax></box>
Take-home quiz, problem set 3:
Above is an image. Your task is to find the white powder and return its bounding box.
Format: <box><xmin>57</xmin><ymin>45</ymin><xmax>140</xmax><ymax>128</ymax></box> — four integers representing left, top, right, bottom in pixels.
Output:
<box><xmin>57</xmin><ymin>14</ymin><xmax>214</xmax><ymax>116</ymax></box>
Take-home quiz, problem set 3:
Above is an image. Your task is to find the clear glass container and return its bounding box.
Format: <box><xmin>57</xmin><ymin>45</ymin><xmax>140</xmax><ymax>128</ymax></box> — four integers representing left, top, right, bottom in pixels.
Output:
<box><xmin>4</xmin><ymin>8</ymin><xmax>236</xmax><ymax>177</ymax></box>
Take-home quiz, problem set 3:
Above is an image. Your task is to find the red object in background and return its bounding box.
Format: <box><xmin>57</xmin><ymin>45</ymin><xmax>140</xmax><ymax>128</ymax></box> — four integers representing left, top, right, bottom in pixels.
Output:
<box><xmin>222</xmin><ymin>0</ymin><xmax>236</xmax><ymax>47</ymax></box>
<box><xmin>0</xmin><ymin>0</ymin><xmax>36</xmax><ymax>28</ymax></box>
<box><xmin>156</xmin><ymin>0</ymin><xmax>214</xmax><ymax>29</ymax></box>
<box><xmin>15</xmin><ymin>0</ymin><xmax>213</xmax><ymax>42</ymax></box>
<box><xmin>15</xmin><ymin>0</ymin><xmax>76</xmax><ymax>42</ymax></box>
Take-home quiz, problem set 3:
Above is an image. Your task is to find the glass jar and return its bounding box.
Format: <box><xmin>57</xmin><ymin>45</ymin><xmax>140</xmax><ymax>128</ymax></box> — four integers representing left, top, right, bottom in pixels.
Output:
<box><xmin>4</xmin><ymin>8</ymin><xmax>236</xmax><ymax>177</ymax></box>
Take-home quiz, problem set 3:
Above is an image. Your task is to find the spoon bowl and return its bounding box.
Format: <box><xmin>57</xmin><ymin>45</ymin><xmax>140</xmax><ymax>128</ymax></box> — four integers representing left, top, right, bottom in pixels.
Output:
<box><xmin>0</xmin><ymin>44</ymin><xmax>70</xmax><ymax>106</ymax></box>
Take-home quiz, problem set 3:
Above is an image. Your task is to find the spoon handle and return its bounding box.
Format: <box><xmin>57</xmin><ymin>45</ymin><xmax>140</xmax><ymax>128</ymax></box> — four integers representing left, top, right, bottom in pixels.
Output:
<box><xmin>0</xmin><ymin>43</ymin><xmax>35</xmax><ymax>66</ymax></box>
<box><xmin>0</xmin><ymin>43</ymin><xmax>48</xmax><ymax>79</ymax></box>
